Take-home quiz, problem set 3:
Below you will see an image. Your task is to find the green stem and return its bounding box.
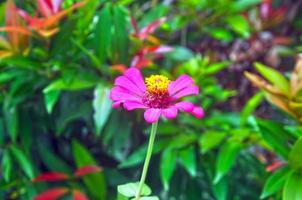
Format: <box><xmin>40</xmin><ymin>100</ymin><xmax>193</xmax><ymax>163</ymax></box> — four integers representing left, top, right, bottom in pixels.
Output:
<box><xmin>135</xmin><ymin>121</ymin><xmax>158</xmax><ymax>200</ymax></box>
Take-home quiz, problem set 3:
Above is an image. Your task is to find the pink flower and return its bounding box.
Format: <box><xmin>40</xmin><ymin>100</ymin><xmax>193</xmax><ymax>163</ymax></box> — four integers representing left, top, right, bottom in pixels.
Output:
<box><xmin>110</xmin><ymin>68</ymin><xmax>204</xmax><ymax>123</ymax></box>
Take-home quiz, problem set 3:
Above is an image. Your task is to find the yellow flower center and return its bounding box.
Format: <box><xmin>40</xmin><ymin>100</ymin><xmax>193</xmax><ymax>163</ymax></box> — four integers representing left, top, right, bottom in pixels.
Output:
<box><xmin>145</xmin><ymin>75</ymin><xmax>170</xmax><ymax>95</ymax></box>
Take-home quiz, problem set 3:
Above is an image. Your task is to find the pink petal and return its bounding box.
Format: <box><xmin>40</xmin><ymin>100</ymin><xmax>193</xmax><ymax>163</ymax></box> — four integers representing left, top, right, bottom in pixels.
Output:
<box><xmin>139</xmin><ymin>17</ymin><xmax>166</xmax><ymax>40</ymax></box>
<box><xmin>109</xmin><ymin>87</ymin><xmax>141</xmax><ymax>102</ymax></box>
<box><xmin>152</xmin><ymin>45</ymin><xmax>173</xmax><ymax>54</ymax></box>
<box><xmin>52</xmin><ymin>0</ymin><xmax>62</xmax><ymax>13</ymax></box>
<box><xmin>37</xmin><ymin>0</ymin><xmax>53</xmax><ymax>17</ymax></box>
<box><xmin>162</xmin><ymin>107</ymin><xmax>178</xmax><ymax>119</ymax></box>
<box><xmin>112</xmin><ymin>101</ymin><xmax>121</xmax><ymax>108</ymax></box>
<box><xmin>172</xmin><ymin>86</ymin><xmax>199</xmax><ymax>99</ymax></box>
<box><xmin>191</xmin><ymin>106</ymin><xmax>204</xmax><ymax>118</ymax></box>
<box><xmin>144</xmin><ymin>108</ymin><xmax>161</xmax><ymax>123</ymax></box>
<box><xmin>115</xmin><ymin>76</ymin><xmax>144</xmax><ymax>97</ymax></box>
<box><xmin>168</xmin><ymin>74</ymin><xmax>195</xmax><ymax>95</ymax></box>
<box><xmin>124</xmin><ymin>101</ymin><xmax>147</xmax><ymax>110</ymax></box>
<box><xmin>124</xmin><ymin>67</ymin><xmax>146</xmax><ymax>93</ymax></box>
<box><xmin>175</xmin><ymin>101</ymin><xmax>194</xmax><ymax>112</ymax></box>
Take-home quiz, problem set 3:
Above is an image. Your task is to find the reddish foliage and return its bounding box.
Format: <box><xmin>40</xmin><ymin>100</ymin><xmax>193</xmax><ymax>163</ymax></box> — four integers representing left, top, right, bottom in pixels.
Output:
<box><xmin>34</xmin><ymin>187</ymin><xmax>68</xmax><ymax>200</ymax></box>
<box><xmin>72</xmin><ymin>190</ymin><xmax>89</xmax><ymax>200</ymax></box>
<box><xmin>74</xmin><ymin>165</ymin><xmax>102</xmax><ymax>178</ymax></box>
<box><xmin>266</xmin><ymin>161</ymin><xmax>285</xmax><ymax>172</ymax></box>
<box><xmin>17</xmin><ymin>0</ymin><xmax>86</xmax><ymax>37</ymax></box>
<box><xmin>33</xmin><ymin>172</ymin><xmax>69</xmax><ymax>182</ymax></box>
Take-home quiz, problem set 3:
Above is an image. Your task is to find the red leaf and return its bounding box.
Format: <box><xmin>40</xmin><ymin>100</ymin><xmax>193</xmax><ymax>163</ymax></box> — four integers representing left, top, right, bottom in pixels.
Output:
<box><xmin>130</xmin><ymin>15</ymin><xmax>139</xmax><ymax>36</ymax></box>
<box><xmin>266</xmin><ymin>161</ymin><xmax>285</xmax><ymax>172</ymax></box>
<box><xmin>34</xmin><ymin>187</ymin><xmax>68</xmax><ymax>200</ymax></box>
<box><xmin>33</xmin><ymin>172</ymin><xmax>69</xmax><ymax>182</ymax></box>
<box><xmin>138</xmin><ymin>17</ymin><xmax>166</xmax><ymax>40</ymax></box>
<box><xmin>37</xmin><ymin>0</ymin><xmax>53</xmax><ymax>18</ymax></box>
<box><xmin>111</xmin><ymin>64</ymin><xmax>127</xmax><ymax>73</ymax></box>
<box><xmin>131</xmin><ymin>54</ymin><xmax>152</xmax><ymax>69</ymax></box>
<box><xmin>73</xmin><ymin>190</ymin><xmax>88</xmax><ymax>200</ymax></box>
<box><xmin>148</xmin><ymin>45</ymin><xmax>173</xmax><ymax>55</ymax></box>
<box><xmin>74</xmin><ymin>165</ymin><xmax>102</xmax><ymax>178</ymax></box>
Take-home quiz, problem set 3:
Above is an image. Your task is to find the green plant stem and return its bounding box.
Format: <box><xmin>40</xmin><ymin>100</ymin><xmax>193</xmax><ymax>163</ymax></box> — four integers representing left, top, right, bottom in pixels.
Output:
<box><xmin>135</xmin><ymin>121</ymin><xmax>158</xmax><ymax>200</ymax></box>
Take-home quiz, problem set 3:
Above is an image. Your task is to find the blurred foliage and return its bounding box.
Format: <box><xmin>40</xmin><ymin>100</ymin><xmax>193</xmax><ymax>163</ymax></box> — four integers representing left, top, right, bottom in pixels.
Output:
<box><xmin>0</xmin><ymin>0</ymin><xmax>301</xmax><ymax>200</ymax></box>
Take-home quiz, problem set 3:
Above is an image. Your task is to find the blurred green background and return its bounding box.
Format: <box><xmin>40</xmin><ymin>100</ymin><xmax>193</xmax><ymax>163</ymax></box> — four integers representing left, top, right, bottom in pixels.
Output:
<box><xmin>0</xmin><ymin>0</ymin><xmax>302</xmax><ymax>199</ymax></box>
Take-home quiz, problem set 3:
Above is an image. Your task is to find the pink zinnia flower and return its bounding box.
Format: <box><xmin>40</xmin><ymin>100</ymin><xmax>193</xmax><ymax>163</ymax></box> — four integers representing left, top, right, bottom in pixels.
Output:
<box><xmin>110</xmin><ymin>68</ymin><xmax>204</xmax><ymax>123</ymax></box>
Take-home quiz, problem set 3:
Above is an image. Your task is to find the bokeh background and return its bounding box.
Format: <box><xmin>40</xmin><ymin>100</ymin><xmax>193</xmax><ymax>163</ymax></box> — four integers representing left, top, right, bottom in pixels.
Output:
<box><xmin>0</xmin><ymin>0</ymin><xmax>302</xmax><ymax>199</ymax></box>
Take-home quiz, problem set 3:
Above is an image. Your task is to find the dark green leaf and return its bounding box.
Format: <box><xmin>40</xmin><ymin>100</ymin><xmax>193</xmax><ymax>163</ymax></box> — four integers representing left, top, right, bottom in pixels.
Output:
<box><xmin>9</xmin><ymin>145</ymin><xmax>34</xmax><ymax>179</ymax></box>
<box><xmin>2</xmin><ymin>149</ymin><xmax>12</xmax><ymax>182</ymax></box>
<box><xmin>94</xmin><ymin>4</ymin><xmax>112</xmax><ymax>64</ymax></box>
<box><xmin>178</xmin><ymin>146</ymin><xmax>196</xmax><ymax>177</ymax></box>
<box><xmin>113</xmin><ymin>6</ymin><xmax>128</xmax><ymax>63</ymax></box>
<box><xmin>72</xmin><ymin>140</ymin><xmax>107</xmax><ymax>200</ymax></box>
<box><xmin>214</xmin><ymin>141</ymin><xmax>242</xmax><ymax>184</ymax></box>
<box><xmin>160</xmin><ymin>148</ymin><xmax>177</xmax><ymax>190</ymax></box>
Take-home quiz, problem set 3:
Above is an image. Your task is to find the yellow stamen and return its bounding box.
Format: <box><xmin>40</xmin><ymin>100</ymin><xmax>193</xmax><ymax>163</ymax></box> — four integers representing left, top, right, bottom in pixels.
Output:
<box><xmin>145</xmin><ymin>75</ymin><xmax>170</xmax><ymax>94</ymax></box>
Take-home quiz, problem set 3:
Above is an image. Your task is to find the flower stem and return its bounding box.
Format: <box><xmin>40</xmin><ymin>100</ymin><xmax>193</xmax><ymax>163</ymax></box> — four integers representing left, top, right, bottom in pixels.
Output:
<box><xmin>135</xmin><ymin>121</ymin><xmax>158</xmax><ymax>200</ymax></box>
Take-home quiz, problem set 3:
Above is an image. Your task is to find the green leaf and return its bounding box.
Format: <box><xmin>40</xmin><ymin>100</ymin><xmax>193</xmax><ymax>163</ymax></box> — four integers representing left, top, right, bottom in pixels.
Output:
<box><xmin>204</xmin><ymin>61</ymin><xmax>231</xmax><ymax>75</ymax></box>
<box><xmin>261</xmin><ymin>167</ymin><xmax>290</xmax><ymax>199</ymax></box>
<box><xmin>0</xmin><ymin>56</ymin><xmax>40</xmax><ymax>70</ymax></box>
<box><xmin>208</xmin><ymin>27</ymin><xmax>233</xmax><ymax>42</ymax></box>
<box><xmin>113</xmin><ymin>6</ymin><xmax>129</xmax><ymax>63</ymax></box>
<box><xmin>160</xmin><ymin>148</ymin><xmax>177</xmax><ymax>190</ymax></box>
<box><xmin>44</xmin><ymin>90</ymin><xmax>61</xmax><ymax>114</ymax></box>
<box><xmin>214</xmin><ymin>141</ymin><xmax>242</xmax><ymax>184</ymax></box>
<box><xmin>178</xmin><ymin>146</ymin><xmax>196</xmax><ymax>177</ymax></box>
<box><xmin>4</xmin><ymin>105</ymin><xmax>18</xmax><ymax>142</ymax></box>
<box><xmin>132</xmin><ymin>197</ymin><xmax>159</xmax><ymax>200</ymax></box>
<box><xmin>119</xmin><ymin>145</ymin><xmax>147</xmax><ymax>168</ymax></box>
<box><xmin>254</xmin><ymin>62</ymin><xmax>290</xmax><ymax>95</ymax></box>
<box><xmin>118</xmin><ymin>182</ymin><xmax>151</xmax><ymax>198</ymax></box>
<box><xmin>43</xmin><ymin>77</ymin><xmax>96</xmax><ymax>93</ymax></box>
<box><xmin>37</xmin><ymin>140</ymin><xmax>72</xmax><ymax>173</ymax></box>
<box><xmin>233</xmin><ymin>0</ymin><xmax>262</xmax><ymax>11</ymax></box>
<box><xmin>94</xmin><ymin>4</ymin><xmax>112</xmax><ymax>64</ymax></box>
<box><xmin>72</xmin><ymin>140</ymin><xmax>107</xmax><ymax>200</ymax></box>
<box><xmin>167</xmin><ymin>46</ymin><xmax>194</xmax><ymax>62</ymax></box>
<box><xmin>283</xmin><ymin>171</ymin><xmax>302</xmax><ymax>200</ymax></box>
<box><xmin>199</xmin><ymin>131</ymin><xmax>226</xmax><ymax>154</ymax></box>
<box><xmin>289</xmin><ymin>137</ymin><xmax>302</xmax><ymax>169</ymax></box>
<box><xmin>93</xmin><ymin>84</ymin><xmax>112</xmax><ymax>136</ymax></box>
<box><xmin>2</xmin><ymin>149</ymin><xmax>12</xmax><ymax>182</ymax></box>
<box><xmin>240</xmin><ymin>92</ymin><xmax>264</xmax><ymax>126</ymax></box>
<box><xmin>139</xmin><ymin>4</ymin><xmax>168</xmax><ymax>28</ymax></box>
<box><xmin>76</xmin><ymin>0</ymin><xmax>99</xmax><ymax>37</ymax></box>
<box><xmin>212</xmin><ymin>177</ymin><xmax>228</xmax><ymax>200</ymax></box>
<box><xmin>9</xmin><ymin>145</ymin><xmax>34</xmax><ymax>179</ymax></box>
<box><xmin>256</xmin><ymin>119</ymin><xmax>291</xmax><ymax>158</ymax></box>
<box><xmin>225</xmin><ymin>15</ymin><xmax>250</xmax><ymax>37</ymax></box>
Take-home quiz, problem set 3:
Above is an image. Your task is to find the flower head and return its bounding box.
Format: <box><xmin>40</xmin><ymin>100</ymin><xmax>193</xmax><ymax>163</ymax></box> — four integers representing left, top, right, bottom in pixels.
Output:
<box><xmin>110</xmin><ymin>68</ymin><xmax>204</xmax><ymax>123</ymax></box>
